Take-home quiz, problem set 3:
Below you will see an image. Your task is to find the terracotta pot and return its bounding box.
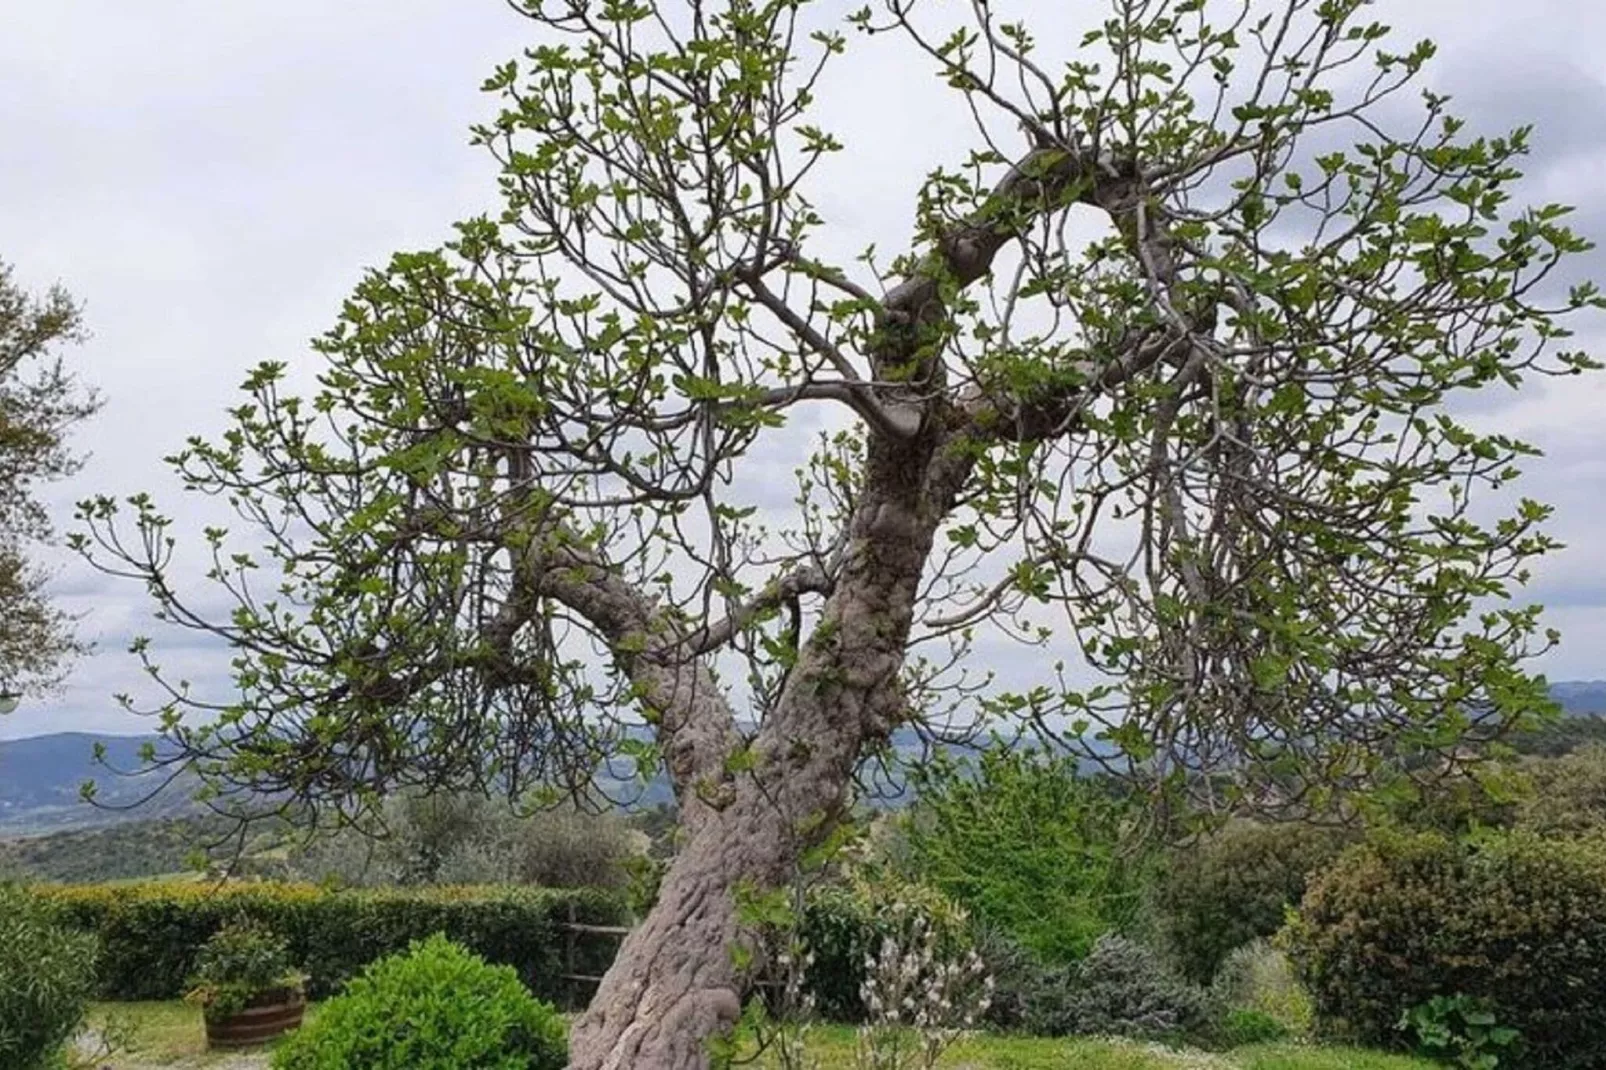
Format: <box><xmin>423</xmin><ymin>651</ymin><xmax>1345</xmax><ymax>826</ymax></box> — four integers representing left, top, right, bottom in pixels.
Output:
<box><xmin>203</xmin><ymin>987</ymin><xmax>306</xmax><ymax>1049</ymax></box>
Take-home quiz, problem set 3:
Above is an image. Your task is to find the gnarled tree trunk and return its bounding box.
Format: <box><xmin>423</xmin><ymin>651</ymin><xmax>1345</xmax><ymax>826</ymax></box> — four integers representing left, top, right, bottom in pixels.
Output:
<box><xmin>568</xmin><ymin>430</ymin><xmax>961</xmax><ymax>1069</ymax></box>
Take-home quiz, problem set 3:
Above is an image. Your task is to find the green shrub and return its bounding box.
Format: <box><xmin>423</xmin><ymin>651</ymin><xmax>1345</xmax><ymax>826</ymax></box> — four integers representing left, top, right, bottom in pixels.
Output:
<box><xmin>186</xmin><ymin>918</ymin><xmax>304</xmax><ymax>1020</ymax></box>
<box><xmin>1029</xmin><ymin>934</ymin><xmax>1211</xmax><ymax>1040</ymax></box>
<box><xmin>1512</xmin><ymin>744</ymin><xmax>1606</xmax><ymax>836</ymax></box>
<box><xmin>1398</xmin><ymin>994</ymin><xmax>1523</xmax><ymax>1070</ymax></box>
<box><xmin>1209</xmin><ymin>939</ymin><xmax>1312</xmax><ymax>1039</ymax></box>
<box><xmin>0</xmin><ymin>884</ymin><xmax>99</xmax><ymax>1070</ymax></box>
<box><xmin>35</xmin><ymin>880</ymin><xmax>628</xmax><ymax>1005</ymax></box>
<box><xmin>1284</xmin><ymin>829</ymin><xmax>1606</xmax><ymax>1069</ymax></box>
<box><xmin>271</xmin><ymin>934</ymin><xmax>566</xmax><ymax>1070</ymax></box>
<box><xmin>798</xmin><ymin>874</ymin><xmax>971</xmax><ymax>1022</ymax></box>
<box><xmin>1216</xmin><ymin>1007</ymin><xmax>1291</xmax><ymax>1046</ymax></box>
<box><xmin>1152</xmin><ymin>819</ymin><xmax>1351</xmax><ymax>983</ymax></box>
<box><xmin>902</xmin><ymin>750</ymin><xmax>1151</xmax><ymax>965</ymax></box>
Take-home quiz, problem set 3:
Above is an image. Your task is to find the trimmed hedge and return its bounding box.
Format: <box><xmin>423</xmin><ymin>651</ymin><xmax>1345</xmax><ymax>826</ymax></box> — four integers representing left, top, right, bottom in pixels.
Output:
<box><xmin>33</xmin><ymin>880</ymin><xmax>628</xmax><ymax>1006</ymax></box>
<box><xmin>1284</xmin><ymin>830</ymin><xmax>1606</xmax><ymax>1070</ymax></box>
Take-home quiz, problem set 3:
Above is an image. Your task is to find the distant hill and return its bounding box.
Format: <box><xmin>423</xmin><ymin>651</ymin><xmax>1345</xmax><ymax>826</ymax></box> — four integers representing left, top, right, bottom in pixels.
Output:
<box><xmin>1550</xmin><ymin>681</ymin><xmax>1606</xmax><ymax>717</ymax></box>
<box><xmin>0</xmin><ymin>731</ymin><xmax>184</xmax><ymax>835</ymax></box>
<box><xmin>5</xmin><ymin>680</ymin><xmax>1604</xmax><ymax>837</ymax></box>
<box><xmin>0</xmin><ymin>812</ymin><xmax>246</xmax><ymax>882</ymax></box>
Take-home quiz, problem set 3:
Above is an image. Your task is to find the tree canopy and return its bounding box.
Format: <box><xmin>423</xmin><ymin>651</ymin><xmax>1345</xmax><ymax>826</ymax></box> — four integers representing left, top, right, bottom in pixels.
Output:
<box><xmin>76</xmin><ymin>0</ymin><xmax>1602</xmax><ymax>1064</ymax></box>
<box><xmin>0</xmin><ymin>260</ymin><xmax>98</xmax><ymax>697</ymax></box>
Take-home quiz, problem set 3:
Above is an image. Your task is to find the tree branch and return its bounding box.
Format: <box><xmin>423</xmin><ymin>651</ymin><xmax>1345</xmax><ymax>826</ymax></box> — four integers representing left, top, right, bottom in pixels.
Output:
<box><xmin>674</xmin><ymin>561</ymin><xmax>836</xmax><ymax>659</ymax></box>
<box><xmin>511</xmin><ymin>529</ymin><xmax>743</xmax><ymax>824</ymax></box>
<box><xmin>738</xmin><ymin>268</ymin><xmax>921</xmax><ymax>440</ymax></box>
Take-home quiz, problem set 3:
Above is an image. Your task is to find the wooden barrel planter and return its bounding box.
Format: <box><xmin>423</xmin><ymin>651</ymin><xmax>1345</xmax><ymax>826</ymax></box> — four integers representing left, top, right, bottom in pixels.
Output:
<box><xmin>203</xmin><ymin>987</ymin><xmax>306</xmax><ymax>1049</ymax></box>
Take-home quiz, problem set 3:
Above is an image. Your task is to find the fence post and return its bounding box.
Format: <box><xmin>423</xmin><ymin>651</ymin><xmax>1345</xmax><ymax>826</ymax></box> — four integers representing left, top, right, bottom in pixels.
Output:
<box><xmin>565</xmin><ymin>900</ymin><xmax>579</xmax><ymax>1008</ymax></box>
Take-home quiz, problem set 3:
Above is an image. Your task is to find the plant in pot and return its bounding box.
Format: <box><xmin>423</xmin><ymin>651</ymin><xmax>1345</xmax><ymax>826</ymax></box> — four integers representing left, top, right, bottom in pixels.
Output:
<box><xmin>185</xmin><ymin>918</ymin><xmax>307</xmax><ymax>1049</ymax></box>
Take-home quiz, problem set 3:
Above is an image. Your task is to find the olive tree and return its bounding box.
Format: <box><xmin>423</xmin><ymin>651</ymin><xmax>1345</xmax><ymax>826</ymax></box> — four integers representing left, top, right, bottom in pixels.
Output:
<box><xmin>76</xmin><ymin>0</ymin><xmax>1601</xmax><ymax>1065</ymax></box>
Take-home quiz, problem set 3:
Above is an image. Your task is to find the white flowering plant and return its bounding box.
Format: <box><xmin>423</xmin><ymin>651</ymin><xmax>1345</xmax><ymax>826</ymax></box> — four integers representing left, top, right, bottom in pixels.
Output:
<box><xmin>854</xmin><ymin>901</ymin><xmax>994</xmax><ymax>1070</ymax></box>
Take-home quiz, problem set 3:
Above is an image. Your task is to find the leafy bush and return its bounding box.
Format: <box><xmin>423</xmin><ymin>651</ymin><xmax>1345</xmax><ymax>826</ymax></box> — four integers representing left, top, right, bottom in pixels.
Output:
<box><xmin>0</xmin><ymin>884</ymin><xmax>99</xmax><ymax>1070</ymax></box>
<box><xmin>186</xmin><ymin>918</ymin><xmax>304</xmax><ymax>1020</ymax></box>
<box><xmin>1152</xmin><ymin>819</ymin><xmax>1351</xmax><ymax>983</ymax></box>
<box><xmin>902</xmin><ymin>750</ymin><xmax>1151</xmax><ymax>965</ymax></box>
<box><xmin>798</xmin><ymin>875</ymin><xmax>971</xmax><ymax>1023</ymax></box>
<box><xmin>36</xmin><ymin>880</ymin><xmax>627</xmax><ymax>1005</ymax></box>
<box><xmin>1512</xmin><ymin>744</ymin><xmax>1606</xmax><ymax>836</ymax></box>
<box><xmin>1209</xmin><ymin>939</ymin><xmax>1312</xmax><ymax>1039</ymax></box>
<box><xmin>1285</xmin><ymin>829</ymin><xmax>1606</xmax><ymax>1069</ymax></box>
<box><xmin>271</xmin><ymin>934</ymin><xmax>566</xmax><ymax>1070</ymax></box>
<box><xmin>1398</xmin><ymin>994</ymin><xmax>1522</xmax><ymax>1070</ymax></box>
<box><xmin>1029</xmin><ymin>934</ymin><xmax>1211</xmax><ymax>1040</ymax></box>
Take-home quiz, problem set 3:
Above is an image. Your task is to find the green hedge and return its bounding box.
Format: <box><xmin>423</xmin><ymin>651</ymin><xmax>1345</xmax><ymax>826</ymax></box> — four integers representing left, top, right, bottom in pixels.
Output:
<box><xmin>32</xmin><ymin>880</ymin><xmax>628</xmax><ymax>1007</ymax></box>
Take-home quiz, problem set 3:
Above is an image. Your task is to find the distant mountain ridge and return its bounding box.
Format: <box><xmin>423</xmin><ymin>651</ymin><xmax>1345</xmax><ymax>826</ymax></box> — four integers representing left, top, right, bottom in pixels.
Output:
<box><xmin>6</xmin><ymin>680</ymin><xmax>1606</xmax><ymax>836</ymax></box>
<box><xmin>0</xmin><ymin>731</ymin><xmax>188</xmax><ymax>835</ymax></box>
<box><xmin>1549</xmin><ymin>680</ymin><xmax>1606</xmax><ymax>715</ymax></box>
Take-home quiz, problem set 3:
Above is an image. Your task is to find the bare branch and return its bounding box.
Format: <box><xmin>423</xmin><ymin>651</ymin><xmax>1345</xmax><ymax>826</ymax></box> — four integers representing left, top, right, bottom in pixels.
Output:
<box><xmin>676</xmin><ymin>560</ymin><xmax>837</xmax><ymax>659</ymax></box>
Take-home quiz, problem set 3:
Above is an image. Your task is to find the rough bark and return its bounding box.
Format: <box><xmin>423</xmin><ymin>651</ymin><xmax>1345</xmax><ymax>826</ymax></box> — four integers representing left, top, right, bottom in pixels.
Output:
<box><xmin>567</xmin><ymin>426</ymin><xmax>961</xmax><ymax>1068</ymax></box>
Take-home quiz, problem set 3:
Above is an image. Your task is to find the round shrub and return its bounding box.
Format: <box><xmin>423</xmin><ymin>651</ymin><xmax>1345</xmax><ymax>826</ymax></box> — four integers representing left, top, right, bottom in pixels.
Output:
<box><xmin>270</xmin><ymin>934</ymin><xmax>566</xmax><ymax>1070</ymax></box>
<box><xmin>1152</xmin><ymin>819</ymin><xmax>1351</xmax><ymax>983</ymax></box>
<box><xmin>1028</xmin><ymin>934</ymin><xmax>1211</xmax><ymax>1041</ymax></box>
<box><xmin>1284</xmin><ymin>829</ymin><xmax>1606</xmax><ymax>1070</ymax></box>
<box><xmin>186</xmin><ymin>918</ymin><xmax>304</xmax><ymax>1020</ymax></box>
<box><xmin>0</xmin><ymin>884</ymin><xmax>99</xmax><ymax>1070</ymax></box>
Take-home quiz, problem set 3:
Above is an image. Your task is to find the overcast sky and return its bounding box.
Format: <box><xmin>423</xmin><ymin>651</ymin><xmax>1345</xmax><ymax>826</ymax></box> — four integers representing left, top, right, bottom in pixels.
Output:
<box><xmin>2</xmin><ymin>0</ymin><xmax>1604</xmax><ymax>740</ymax></box>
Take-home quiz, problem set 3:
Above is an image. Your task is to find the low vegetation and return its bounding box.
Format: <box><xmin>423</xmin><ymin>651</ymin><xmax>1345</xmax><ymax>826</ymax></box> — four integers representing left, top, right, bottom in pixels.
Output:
<box><xmin>80</xmin><ymin>1002</ymin><xmax>1439</xmax><ymax>1070</ymax></box>
<box><xmin>0</xmin><ymin>883</ymin><xmax>99</xmax><ymax>1070</ymax></box>
<box><xmin>15</xmin><ymin>734</ymin><xmax>1606</xmax><ymax>1067</ymax></box>
<box><xmin>271</xmin><ymin>936</ymin><xmax>567</xmax><ymax>1070</ymax></box>
<box><xmin>1286</xmin><ymin>828</ymin><xmax>1606</xmax><ymax>1069</ymax></box>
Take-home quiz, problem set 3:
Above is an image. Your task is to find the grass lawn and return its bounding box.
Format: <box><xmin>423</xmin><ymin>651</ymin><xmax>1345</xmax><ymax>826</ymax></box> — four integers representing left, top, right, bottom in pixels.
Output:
<box><xmin>84</xmin><ymin>1003</ymin><xmax>1434</xmax><ymax>1070</ymax></box>
<box><xmin>796</xmin><ymin>1024</ymin><xmax>1436</xmax><ymax>1069</ymax></box>
<box><xmin>83</xmin><ymin>1001</ymin><xmax>320</xmax><ymax>1068</ymax></box>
